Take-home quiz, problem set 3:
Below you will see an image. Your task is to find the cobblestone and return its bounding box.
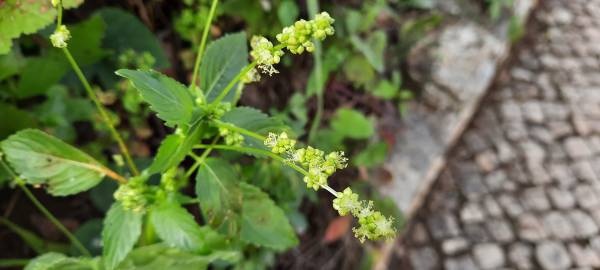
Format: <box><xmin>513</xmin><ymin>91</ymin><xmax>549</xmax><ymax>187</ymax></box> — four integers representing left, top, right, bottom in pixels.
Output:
<box><xmin>473</xmin><ymin>243</ymin><xmax>505</xmax><ymax>269</ymax></box>
<box><xmin>394</xmin><ymin>1</ymin><xmax>600</xmax><ymax>269</ymax></box>
<box><xmin>535</xmin><ymin>241</ymin><xmax>572</xmax><ymax>270</ymax></box>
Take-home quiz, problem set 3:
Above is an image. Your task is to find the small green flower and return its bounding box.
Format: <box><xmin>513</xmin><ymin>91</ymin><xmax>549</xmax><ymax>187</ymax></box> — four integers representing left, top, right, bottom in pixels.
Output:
<box><xmin>114</xmin><ymin>178</ymin><xmax>147</xmax><ymax>213</ymax></box>
<box><xmin>50</xmin><ymin>25</ymin><xmax>71</xmax><ymax>48</ymax></box>
<box><xmin>293</xmin><ymin>146</ymin><xmax>324</xmax><ymax>168</ymax></box>
<box><xmin>304</xmin><ymin>167</ymin><xmax>328</xmax><ymax>190</ymax></box>
<box><xmin>51</xmin><ymin>0</ymin><xmax>60</xmax><ymax>7</ymax></box>
<box><xmin>219</xmin><ymin>127</ymin><xmax>244</xmax><ymax>146</ymax></box>
<box><xmin>353</xmin><ymin>210</ymin><xmax>395</xmax><ymax>243</ymax></box>
<box><xmin>312</xmin><ymin>12</ymin><xmax>335</xmax><ymax>40</ymax></box>
<box><xmin>276</xmin><ymin>12</ymin><xmax>334</xmax><ymax>54</ymax></box>
<box><xmin>250</xmin><ymin>36</ymin><xmax>284</xmax><ymax>75</ymax></box>
<box><xmin>323</xmin><ymin>151</ymin><xmax>347</xmax><ymax>174</ymax></box>
<box><xmin>264</xmin><ymin>132</ymin><xmax>296</xmax><ymax>154</ymax></box>
<box><xmin>241</xmin><ymin>68</ymin><xmax>261</xmax><ymax>83</ymax></box>
<box><xmin>332</xmin><ymin>188</ymin><xmax>361</xmax><ymax>216</ymax></box>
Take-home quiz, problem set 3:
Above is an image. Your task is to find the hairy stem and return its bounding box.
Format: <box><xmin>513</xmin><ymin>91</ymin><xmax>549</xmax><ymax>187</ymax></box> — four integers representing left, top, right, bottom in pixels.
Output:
<box><xmin>212</xmin><ymin>120</ymin><xmax>266</xmax><ymax>141</ymax></box>
<box><xmin>307</xmin><ymin>0</ymin><xmax>325</xmax><ymax>144</ymax></box>
<box><xmin>62</xmin><ymin>48</ymin><xmax>139</xmax><ymax>177</ymax></box>
<box><xmin>0</xmin><ymin>158</ymin><xmax>91</xmax><ymax>256</ymax></box>
<box><xmin>189</xmin><ymin>0</ymin><xmax>220</xmax><ymax>91</ymax></box>
<box><xmin>210</xmin><ymin>62</ymin><xmax>257</xmax><ymax>105</ymax></box>
<box><xmin>185</xmin><ymin>137</ymin><xmax>219</xmax><ymax>178</ymax></box>
<box><xmin>56</xmin><ymin>0</ymin><xmax>63</xmax><ymax>27</ymax></box>
<box><xmin>193</xmin><ymin>144</ymin><xmax>339</xmax><ymax>197</ymax></box>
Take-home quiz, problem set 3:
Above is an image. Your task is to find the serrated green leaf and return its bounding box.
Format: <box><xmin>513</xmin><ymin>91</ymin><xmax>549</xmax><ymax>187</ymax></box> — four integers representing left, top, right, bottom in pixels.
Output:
<box><xmin>116</xmin><ymin>244</ymin><xmax>239</xmax><ymax>270</ymax></box>
<box><xmin>150</xmin><ymin>202</ymin><xmax>203</xmax><ymax>250</ymax></box>
<box><xmin>221</xmin><ymin>107</ymin><xmax>287</xmax><ymax>135</ymax></box>
<box><xmin>200</xmin><ymin>32</ymin><xmax>248</xmax><ymax>103</ymax></box>
<box><xmin>96</xmin><ymin>8</ymin><xmax>169</xmax><ymax>69</ymax></box>
<box><xmin>0</xmin><ymin>129</ymin><xmax>107</xmax><ymax>196</ymax></box>
<box><xmin>150</xmin><ymin>201</ymin><xmax>226</xmax><ymax>253</ymax></box>
<box><xmin>350</xmin><ymin>31</ymin><xmax>387</xmax><ymax>73</ymax></box>
<box><xmin>240</xmin><ymin>183</ymin><xmax>298</xmax><ymax>250</ymax></box>
<box><xmin>148</xmin><ymin>120</ymin><xmax>205</xmax><ymax>174</ymax></box>
<box><xmin>343</xmin><ymin>55</ymin><xmax>375</xmax><ymax>87</ymax></box>
<box><xmin>221</xmin><ymin>106</ymin><xmax>288</xmax><ymax>149</ymax></box>
<box><xmin>102</xmin><ymin>202</ymin><xmax>143</xmax><ymax>270</ymax></box>
<box><xmin>24</xmin><ymin>252</ymin><xmax>98</xmax><ymax>270</ymax></box>
<box><xmin>116</xmin><ymin>69</ymin><xmax>194</xmax><ymax>127</ymax></box>
<box><xmin>71</xmin><ymin>219</ymin><xmax>103</xmax><ymax>256</ymax></box>
<box><xmin>16</xmin><ymin>15</ymin><xmax>107</xmax><ymax>98</ymax></box>
<box><xmin>195</xmin><ymin>158</ymin><xmax>242</xmax><ymax>231</ymax></box>
<box><xmin>353</xmin><ymin>142</ymin><xmax>388</xmax><ymax>168</ymax></box>
<box><xmin>0</xmin><ymin>48</ymin><xmax>25</xmax><ymax>80</ymax></box>
<box><xmin>0</xmin><ymin>0</ymin><xmax>83</xmax><ymax>54</ymax></box>
<box><xmin>277</xmin><ymin>0</ymin><xmax>299</xmax><ymax>26</ymax></box>
<box><xmin>330</xmin><ymin>108</ymin><xmax>374</xmax><ymax>140</ymax></box>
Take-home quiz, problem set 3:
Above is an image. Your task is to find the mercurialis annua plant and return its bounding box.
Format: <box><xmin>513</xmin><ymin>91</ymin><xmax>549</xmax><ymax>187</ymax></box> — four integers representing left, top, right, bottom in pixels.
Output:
<box><xmin>264</xmin><ymin>132</ymin><xmax>396</xmax><ymax>242</ymax></box>
<box><xmin>0</xmin><ymin>2</ymin><xmax>397</xmax><ymax>269</ymax></box>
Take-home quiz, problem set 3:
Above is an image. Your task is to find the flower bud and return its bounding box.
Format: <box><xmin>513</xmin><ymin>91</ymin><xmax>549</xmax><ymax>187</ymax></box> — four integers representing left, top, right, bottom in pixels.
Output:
<box><xmin>50</xmin><ymin>25</ymin><xmax>71</xmax><ymax>48</ymax></box>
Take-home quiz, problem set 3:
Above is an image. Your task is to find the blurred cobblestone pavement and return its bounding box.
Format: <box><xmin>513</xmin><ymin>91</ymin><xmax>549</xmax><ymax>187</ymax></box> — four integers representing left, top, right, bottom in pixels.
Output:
<box><xmin>391</xmin><ymin>0</ymin><xmax>600</xmax><ymax>269</ymax></box>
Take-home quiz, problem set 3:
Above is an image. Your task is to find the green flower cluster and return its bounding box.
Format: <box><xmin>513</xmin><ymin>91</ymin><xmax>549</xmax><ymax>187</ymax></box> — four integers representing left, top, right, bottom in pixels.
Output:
<box><xmin>276</xmin><ymin>12</ymin><xmax>335</xmax><ymax>54</ymax></box>
<box><xmin>114</xmin><ymin>177</ymin><xmax>148</xmax><ymax>213</ymax></box>
<box><xmin>247</xmin><ymin>12</ymin><xmax>334</xmax><ymax>80</ymax></box>
<box><xmin>333</xmin><ymin>188</ymin><xmax>396</xmax><ymax>242</ymax></box>
<box><xmin>264</xmin><ymin>133</ymin><xmax>395</xmax><ymax>242</ymax></box>
<box><xmin>250</xmin><ymin>36</ymin><xmax>284</xmax><ymax>76</ymax></box>
<box><xmin>50</xmin><ymin>25</ymin><xmax>71</xmax><ymax>48</ymax></box>
<box><xmin>219</xmin><ymin>127</ymin><xmax>244</xmax><ymax>146</ymax></box>
<box><xmin>264</xmin><ymin>132</ymin><xmax>346</xmax><ymax>190</ymax></box>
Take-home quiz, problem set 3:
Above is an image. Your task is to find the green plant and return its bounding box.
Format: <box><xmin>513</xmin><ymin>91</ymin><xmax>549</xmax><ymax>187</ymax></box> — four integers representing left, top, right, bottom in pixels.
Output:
<box><xmin>0</xmin><ymin>1</ymin><xmax>396</xmax><ymax>269</ymax></box>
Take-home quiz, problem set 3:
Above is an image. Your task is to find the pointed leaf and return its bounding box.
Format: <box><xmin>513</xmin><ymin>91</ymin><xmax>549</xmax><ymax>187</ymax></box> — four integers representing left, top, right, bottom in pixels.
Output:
<box><xmin>116</xmin><ymin>69</ymin><xmax>194</xmax><ymax>127</ymax></box>
<box><xmin>1</xmin><ymin>129</ymin><xmax>107</xmax><ymax>196</ymax></box>
<box><xmin>220</xmin><ymin>107</ymin><xmax>289</xmax><ymax>149</ymax></box>
<box><xmin>239</xmin><ymin>183</ymin><xmax>298</xmax><ymax>250</ymax></box>
<box><xmin>116</xmin><ymin>244</ymin><xmax>239</xmax><ymax>270</ymax></box>
<box><xmin>102</xmin><ymin>203</ymin><xmax>143</xmax><ymax>270</ymax></box>
<box><xmin>96</xmin><ymin>8</ymin><xmax>169</xmax><ymax>68</ymax></box>
<box><xmin>330</xmin><ymin>108</ymin><xmax>374</xmax><ymax>140</ymax></box>
<box><xmin>24</xmin><ymin>253</ymin><xmax>99</xmax><ymax>270</ymax></box>
<box><xmin>147</xmin><ymin>120</ymin><xmax>206</xmax><ymax>174</ymax></box>
<box><xmin>200</xmin><ymin>32</ymin><xmax>249</xmax><ymax>102</ymax></box>
<box><xmin>195</xmin><ymin>158</ymin><xmax>242</xmax><ymax>231</ymax></box>
<box><xmin>151</xmin><ymin>201</ymin><xmax>226</xmax><ymax>253</ymax></box>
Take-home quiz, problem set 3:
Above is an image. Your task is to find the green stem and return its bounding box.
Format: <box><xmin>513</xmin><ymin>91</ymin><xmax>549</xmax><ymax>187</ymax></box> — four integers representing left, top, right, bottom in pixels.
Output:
<box><xmin>307</xmin><ymin>0</ymin><xmax>325</xmax><ymax>144</ymax></box>
<box><xmin>19</xmin><ymin>185</ymin><xmax>91</xmax><ymax>256</ymax></box>
<box><xmin>193</xmin><ymin>144</ymin><xmax>339</xmax><ymax>197</ymax></box>
<box><xmin>189</xmin><ymin>0</ymin><xmax>219</xmax><ymax>92</ymax></box>
<box><xmin>1</xmin><ymin>157</ymin><xmax>90</xmax><ymax>257</ymax></box>
<box><xmin>140</xmin><ymin>214</ymin><xmax>156</xmax><ymax>246</ymax></box>
<box><xmin>0</xmin><ymin>259</ymin><xmax>29</xmax><ymax>268</ymax></box>
<box><xmin>56</xmin><ymin>0</ymin><xmax>63</xmax><ymax>27</ymax></box>
<box><xmin>210</xmin><ymin>62</ymin><xmax>257</xmax><ymax>105</ymax></box>
<box><xmin>185</xmin><ymin>137</ymin><xmax>219</xmax><ymax>178</ymax></box>
<box><xmin>62</xmin><ymin>48</ymin><xmax>139</xmax><ymax>177</ymax></box>
<box><xmin>212</xmin><ymin>121</ymin><xmax>266</xmax><ymax>141</ymax></box>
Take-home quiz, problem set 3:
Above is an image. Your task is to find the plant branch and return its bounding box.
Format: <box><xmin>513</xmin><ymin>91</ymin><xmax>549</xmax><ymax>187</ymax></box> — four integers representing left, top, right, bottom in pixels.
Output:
<box><xmin>185</xmin><ymin>137</ymin><xmax>219</xmax><ymax>178</ymax></box>
<box><xmin>210</xmin><ymin>61</ymin><xmax>257</xmax><ymax>105</ymax></box>
<box><xmin>193</xmin><ymin>144</ymin><xmax>339</xmax><ymax>197</ymax></box>
<box><xmin>189</xmin><ymin>0</ymin><xmax>220</xmax><ymax>91</ymax></box>
<box><xmin>212</xmin><ymin>120</ymin><xmax>266</xmax><ymax>141</ymax></box>
<box><xmin>0</xmin><ymin>158</ymin><xmax>91</xmax><ymax>256</ymax></box>
<box><xmin>307</xmin><ymin>0</ymin><xmax>325</xmax><ymax>143</ymax></box>
<box><xmin>62</xmin><ymin>48</ymin><xmax>139</xmax><ymax>177</ymax></box>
